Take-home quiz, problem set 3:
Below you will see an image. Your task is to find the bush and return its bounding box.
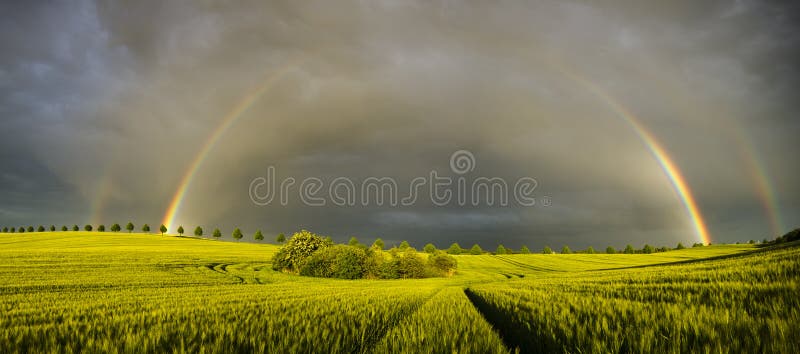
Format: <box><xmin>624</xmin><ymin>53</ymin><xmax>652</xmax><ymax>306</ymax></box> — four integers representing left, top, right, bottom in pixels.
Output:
<box><xmin>300</xmin><ymin>245</ymin><xmax>367</xmax><ymax>279</ymax></box>
<box><xmin>427</xmin><ymin>252</ymin><xmax>457</xmax><ymax>276</ymax></box>
<box><xmin>396</xmin><ymin>250</ymin><xmax>426</xmax><ymax>279</ymax></box>
<box><xmin>272</xmin><ymin>230</ymin><xmax>332</xmax><ymax>272</ymax></box>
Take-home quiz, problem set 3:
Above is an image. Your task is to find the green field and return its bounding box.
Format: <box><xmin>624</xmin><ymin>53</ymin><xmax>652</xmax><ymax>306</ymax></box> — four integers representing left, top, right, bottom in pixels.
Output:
<box><xmin>1</xmin><ymin>232</ymin><xmax>797</xmax><ymax>353</ymax></box>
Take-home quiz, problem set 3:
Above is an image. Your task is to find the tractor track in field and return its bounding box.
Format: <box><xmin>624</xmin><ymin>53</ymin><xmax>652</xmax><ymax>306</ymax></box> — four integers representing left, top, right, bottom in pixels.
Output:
<box><xmin>491</xmin><ymin>255</ymin><xmax>564</xmax><ymax>273</ymax></box>
<box><xmin>203</xmin><ymin>263</ymin><xmax>245</xmax><ymax>284</ymax></box>
<box><xmin>355</xmin><ymin>287</ymin><xmax>445</xmax><ymax>354</ymax></box>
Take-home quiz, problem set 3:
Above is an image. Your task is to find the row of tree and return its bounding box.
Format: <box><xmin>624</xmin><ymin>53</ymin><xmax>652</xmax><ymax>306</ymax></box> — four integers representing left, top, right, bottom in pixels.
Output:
<box><xmin>345</xmin><ymin>237</ymin><xmax>704</xmax><ymax>255</ymax></box>
<box><xmin>0</xmin><ymin>223</ymin><xmax>292</xmax><ymax>242</ymax></box>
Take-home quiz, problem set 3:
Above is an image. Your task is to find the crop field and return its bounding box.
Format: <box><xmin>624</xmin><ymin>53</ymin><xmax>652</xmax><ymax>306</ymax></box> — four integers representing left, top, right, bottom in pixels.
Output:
<box><xmin>0</xmin><ymin>232</ymin><xmax>798</xmax><ymax>353</ymax></box>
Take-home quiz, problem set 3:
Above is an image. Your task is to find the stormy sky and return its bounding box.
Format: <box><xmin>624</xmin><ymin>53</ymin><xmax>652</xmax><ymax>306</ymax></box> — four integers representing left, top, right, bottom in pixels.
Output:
<box><xmin>1</xmin><ymin>0</ymin><xmax>798</xmax><ymax>249</ymax></box>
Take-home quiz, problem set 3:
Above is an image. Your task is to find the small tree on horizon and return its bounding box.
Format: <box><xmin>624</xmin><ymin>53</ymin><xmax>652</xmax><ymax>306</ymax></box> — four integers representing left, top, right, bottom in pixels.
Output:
<box><xmin>49</xmin><ymin>225</ymin><xmax>55</xmax><ymax>232</ymax></box>
<box><xmin>424</xmin><ymin>243</ymin><xmax>437</xmax><ymax>254</ymax></box>
<box><xmin>84</xmin><ymin>225</ymin><xmax>92</xmax><ymax>232</ymax></box>
<box><xmin>232</xmin><ymin>228</ymin><xmax>243</xmax><ymax>241</ymax></box>
<box><xmin>177</xmin><ymin>226</ymin><xmax>184</xmax><ymax>236</ymax></box>
<box><xmin>447</xmin><ymin>243</ymin><xmax>462</xmax><ymax>255</ymax></box>
<box><xmin>142</xmin><ymin>224</ymin><xmax>150</xmax><ymax>233</ymax></box>
<box><xmin>19</xmin><ymin>227</ymin><xmax>25</xmax><ymax>233</ymax></box>
<box><xmin>624</xmin><ymin>244</ymin><xmax>635</xmax><ymax>254</ymax></box>
<box><xmin>159</xmin><ymin>224</ymin><xmax>167</xmax><ymax>235</ymax></box>
<box><xmin>276</xmin><ymin>233</ymin><xmax>286</xmax><ymax>243</ymax></box>
<box><xmin>213</xmin><ymin>228</ymin><xmax>222</xmax><ymax>238</ymax></box>
<box><xmin>519</xmin><ymin>245</ymin><xmax>531</xmax><ymax>254</ymax></box>
<box><xmin>10</xmin><ymin>227</ymin><xmax>16</xmax><ymax>233</ymax></box>
<box><xmin>98</xmin><ymin>225</ymin><xmax>105</xmax><ymax>232</ymax></box>
<box><xmin>606</xmin><ymin>246</ymin><xmax>616</xmax><ymax>254</ymax></box>
<box><xmin>543</xmin><ymin>246</ymin><xmax>553</xmax><ymax>254</ymax></box>
<box><xmin>642</xmin><ymin>244</ymin><xmax>654</xmax><ymax>254</ymax></box>
<box><xmin>399</xmin><ymin>240</ymin><xmax>411</xmax><ymax>249</ymax></box>
<box><xmin>585</xmin><ymin>246</ymin><xmax>595</xmax><ymax>254</ymax></box>
<box><xmin>27</xmin><ymin>226</ymin><xmax>34</xmax><ymax>232</ymax></box>
<box><xmin>561</xmin><ymin>246</ymin><xmax>571</xmax><ymax>254</ymax></box>
<box><xmin>194</xmin><ymin>226</ymin><xmax>203</xmax><ymax>237</ymax></box>
<box><xmin>676</xmin><ymin>242</ymin><xmax>686</xmax><ymax>250</ymax></box>
<box><xmin>496</xmin><ymin>244</ymin><xmax>507</xmax><ymax>255</ymax></box>
<box><xmin>37</xmin><ymin>225</ymin><xmax>45</xmax><ymax>232</ymax></box>
<box><xmin>254</xmin><ymin>229</ymin><xmax>263</xmax><ymax>241</ymax></box>
<box><xmin>61</xmin><ymin>226</ymin><xmax>68</xmax><ymax>232</ymax></box>
<box><xmin>470</xmin><ymin>244</ymin><xmax>483</xmax><ymax>255</ymax></box>
<box><xmin>372</xmin><ymin>238</ymin><xmax>384</xmax><ymax>250</ymax></box>
<box><xmin>348</xmin><ymin>236</ymin><xmax>360</xmax><ymax>247</ymax></box>
<box><xmin>111</xmin><ymin>223</ymin><xmax>121</xmax><ymax>232</ymax></box>
<box><xmin>126</xmin><ymin>222</ymin><xmax>134</xmax><ymax>233</ymax></box>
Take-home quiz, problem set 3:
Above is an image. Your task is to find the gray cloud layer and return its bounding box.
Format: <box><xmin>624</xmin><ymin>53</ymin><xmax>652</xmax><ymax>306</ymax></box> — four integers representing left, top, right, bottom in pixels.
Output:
<box><xmin>1</xmin><ymin>0</ymin><xmax>798</xmax><ymax>249</ymax></box>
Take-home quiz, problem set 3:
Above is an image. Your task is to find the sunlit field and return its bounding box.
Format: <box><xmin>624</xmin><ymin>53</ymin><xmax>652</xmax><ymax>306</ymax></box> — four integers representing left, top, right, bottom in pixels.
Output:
<box><xmin>1</xmin><ymin>232</ymin><xmax>797</xmax><ymax>352</ymax></box>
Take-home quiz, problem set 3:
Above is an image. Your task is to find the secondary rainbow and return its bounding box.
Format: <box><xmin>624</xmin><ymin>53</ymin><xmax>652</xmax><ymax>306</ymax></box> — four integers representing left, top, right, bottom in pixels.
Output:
<box><xmin>557</xmin><ymin>65</ymin><xmax>712</xmax><ymax>245</ymax></box>
<box><xmin>161</xmin><ymin>62</ymin><xmax>301</xmax><ymax>230</ymax></box>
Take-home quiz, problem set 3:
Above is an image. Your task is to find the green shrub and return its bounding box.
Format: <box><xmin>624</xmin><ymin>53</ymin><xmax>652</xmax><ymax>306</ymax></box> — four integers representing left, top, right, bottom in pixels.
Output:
<box><xmin>271</xmin><ymin>230</ymin><xmax>332</xmax><ymax>272</ymax></box>
<box><xmin>396</xmin><ymin>249</ymin><xmax>426</xmax><ymax>279</ymax></box>
<box><xmin>300</xmin><ymin>245</ymin><xmax>367</xmax><ymax>279</ymax></box>
<box><xmin>427</xmin><ymin>252</ymin><xmax>457</xmax><ymax>276</ymax></box>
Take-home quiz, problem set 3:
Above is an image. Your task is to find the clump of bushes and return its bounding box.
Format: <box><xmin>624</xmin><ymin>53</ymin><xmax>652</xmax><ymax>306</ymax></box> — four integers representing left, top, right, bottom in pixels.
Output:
<box><xmin>272</xmin><ymin>230</ymin><xmax>457</xmax><ymax>279</ymax></box>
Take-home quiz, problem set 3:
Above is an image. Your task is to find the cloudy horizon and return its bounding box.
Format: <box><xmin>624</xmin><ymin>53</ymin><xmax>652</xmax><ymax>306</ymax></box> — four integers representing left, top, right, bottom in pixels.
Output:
<box><xmin>1</xmin><ymin>0</ymin><xmax>798</xmax><ymax>249</ymax></box>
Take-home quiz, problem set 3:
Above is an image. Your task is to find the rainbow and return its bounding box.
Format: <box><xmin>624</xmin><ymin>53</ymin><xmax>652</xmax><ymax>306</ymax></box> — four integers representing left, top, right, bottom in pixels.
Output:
<box><xmin>161</xmin><ymin>61</ymin><xmax>302</xmax><ymax>231</ymax></box>
<box><xmin>732</xmin><ymin>126</ymin><xmax>783</xmax><ymax>237</ymax></box>
<box><xmin>557</xmin><ymin>65</ymin><xmax>712</xmax><ymax>245</ymax></box>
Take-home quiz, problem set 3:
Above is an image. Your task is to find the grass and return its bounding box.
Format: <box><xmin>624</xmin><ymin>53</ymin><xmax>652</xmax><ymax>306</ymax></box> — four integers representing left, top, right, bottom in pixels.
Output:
<box><xmin>0</xmin><ymin>231</ymin><xmax>797</xmax><ymax>352</ymax></box>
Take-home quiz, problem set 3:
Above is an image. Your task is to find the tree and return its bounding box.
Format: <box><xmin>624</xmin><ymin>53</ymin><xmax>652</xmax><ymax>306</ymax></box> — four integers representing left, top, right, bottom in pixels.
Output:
<box><xmin>519</xmin><ymin>245</ymin><xmax>531</xmax><ymax>254</ymax></box>
<box><xmin>37</xmin><ymin>225</ymin><xmax>45</xmax><ymax>232</ymax></box>
<box><xmin>470</xmin><ymin>244</ymin><xmax>484</xmax><ymax>255</ymax></box>
<box><xmin>84</xmin><ymin>225</ymin><xmax>92</xmax><ymax>232</ymax></box>
<box><xmin>606</xmin><ymin>246</ymin><xmax>616</xmax><ymax>254</ymax></box>
<box><xmin>61</xmin><ymin>226</ymin><xmax>68</xmax><ymax>232</ymax></box>
<box><xmin>213</xmin><ymin>228</ymin><xmax>221</xmax><ymax>238</ymax></box>
<box><xmin>72</xmin><ymin>225</ymin><xmax>79</xmax><ymax>231</ymax></box>
<box><xmin>272</xmin><ymin>230</ymin><xmax>333</xmax><ymax>272</ymax></box>
<box><xmin>159</xmin><ymin>224</ymin><xmax>167</xmax><ymax>235</ymax></box>
<box><xmin>142</xmin><ymin>224</ymin><xmax>150</xmax><ymax>233</ymax></box>
<box><xmin>399</xmin><ymin>240</ymin><xmax>411</xmax><ymax>249</ymax></box>
<box><xmin>543</xmin><ymin>246</ymin><xmax>553</xmax><ymax>254</ymax></box>
<box><xmin>749</xmin><ymin>239</ymin><xmax>756</xmax><ymax>244</ymax></box>
<box><xmin>27</xmin><ymin>226</ymin><xmax>34</xmax><ymax>232</ymax></box>
<box><xmin>111</xmin><ymin>223</ymin><xmax>121</xmax><ymax>232</ymax></box>
<box><xmin>447</xmin><ymin>243</ymin><xmax>462</xmax><ymax>255</ymax></box>
<box><xmin>49</xmin><ymin>225</ymin><xmax>55</xmax><ymax>232</ymax></box>
<box><xmin>423</xmin><ymin>243</ymin><xmax>437</xmax><ymax>254</ymax></box>
<box><xmin>97</xmin><ymin>225</ymin><xmax>105</xmax><ymax>232</ymax></box>
<box><xmin>586</xmin><ymin>246</ymin><xmax>595</xmax><ymax>254</ymax></box>
<box><xmin>348</xmin><ymin>236</ymin><xmax>360</xmax><ymax>247</ymax></box>
<box><xmin>372</xmin><ymin>238</ymin><xmax>384</xmax><ymax>250</ymax></box>
<box><xmin>194</xmin><ymin>226</ymin><xmax>203</xmax><ymax>237</ymax></box>
<box><xmin>676</xmin><ymin>242</ymin><xmax>686</xmax><ymax>250</ymax></box>
<box><xmin>642</xmin><ymin>244</ymin><xmax>654</xmax><ymax>254</ymax></box>
<box><xmin>254</xmin><ymin>229</ymin><xmax>263</xmax><ymax>241</ymax></box>
<box><xmin>19</xmin><ymin>227</ymin><xmax>25</xmax><ymax>233</ymax></box>
<box><xmin>624</xmin><ymin>244</ymin><xmax>635</xmax><ymax>254</ymax></box>
<box><xmin>561</xmin><ymin>246</ymin><xmax>571</xmax><ymax>254</ymax></box>
<box><xmin>276</xmin><ymin>233</ymin><xmax>286</xmax><ymax>243</ymax></box>
<box><xmin>177</xmin><ymin>226</ymin><xmax>184</xmax><ymax>236</ymax></box>
<box><xmin>496</xmin><ymin>244</ymin><xmax>507</xmax><ymax>255</ymax></box>
<box><xmin>126</xmin><ymin>222</ymin><xmax>134</xmax><ymax>233</ymax></box>
<box><xmin>232</xmin><ymin>228</ymin><xmax>243</xmax><ymax>240</ymax></box>
<box><xmin>1</xmin><ymin>227</ymin><xmax>7</xmax><ymax>233</ymax></box>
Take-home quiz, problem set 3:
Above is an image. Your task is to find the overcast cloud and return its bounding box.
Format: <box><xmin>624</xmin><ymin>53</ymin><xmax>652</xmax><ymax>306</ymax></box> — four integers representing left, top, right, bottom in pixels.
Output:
<box><xmin>1</xmin><ymin>0</ymin><xmax>798</xmax><ymax>249</ymax></box>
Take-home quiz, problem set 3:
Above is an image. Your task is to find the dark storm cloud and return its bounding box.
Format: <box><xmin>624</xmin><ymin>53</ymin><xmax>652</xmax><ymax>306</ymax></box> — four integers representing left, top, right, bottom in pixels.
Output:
<box><xmin>1</xmin><ymin>1</ymin><xmax>798</xmax><ymax>248</ymax></box>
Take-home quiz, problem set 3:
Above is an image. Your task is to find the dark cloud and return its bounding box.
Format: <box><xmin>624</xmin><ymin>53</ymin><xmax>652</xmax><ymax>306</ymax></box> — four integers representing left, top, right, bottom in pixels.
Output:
<box><xmin>1</xmin><ymin>1</ymin><xmax>798</xmax><ymax>248</ymax></box>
